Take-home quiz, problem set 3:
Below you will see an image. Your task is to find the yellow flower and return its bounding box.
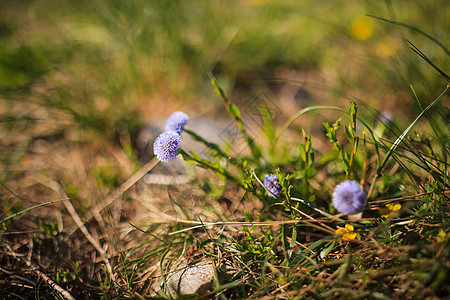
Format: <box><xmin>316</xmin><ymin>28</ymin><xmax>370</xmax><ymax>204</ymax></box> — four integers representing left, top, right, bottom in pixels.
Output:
<box><xmin>376</xmin><ymin>37</ymin><xmax>398</xmax><ymax>56</ymax></box>
<box><xmin>242</xmin><ymin>0</ymin><xmax>268</xmax><ymax>5</ymax></box>
<box><xmin>351</xmin><ymin>18</ymin><xmax>373</xmax><ymax>40</ymax></box>
<box><xmin>379</xmin><ymin>203</ymin><xmax>401</xmax><ymax>218</ymax></box>
<box><xmin>335</xmin><ymin>224</ymin><xmax>357</xmax><ymax>241</ymax></box>
<box><xmin>436</xmin><ymin>229</ymin><xmax>447</xmax><ymax>244</ymax></box>
<box><xmin>386</xmin><ymin>203</ymin><xmax>401</xmax><ymax>212</ymax></box>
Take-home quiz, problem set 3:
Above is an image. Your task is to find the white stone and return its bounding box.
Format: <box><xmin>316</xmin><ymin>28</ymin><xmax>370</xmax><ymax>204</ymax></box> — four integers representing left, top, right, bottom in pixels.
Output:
<box><xmin>166</xmin><ymin>263</ymin><xmax>215</xmax><ymax>296</ymax></box>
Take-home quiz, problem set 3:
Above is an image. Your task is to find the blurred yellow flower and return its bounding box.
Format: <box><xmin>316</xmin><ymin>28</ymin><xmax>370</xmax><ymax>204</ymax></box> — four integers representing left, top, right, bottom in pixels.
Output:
<box><xmin>436</xmin><ymin>229</ymin><xmax>447</xmax><ymax>243</ymax></box>
<box><xmin>335</xmin><ymin>224</ymin><xmax>357</xmax><ymax>241</ymax></box>
<box><xmin>376</xmin><ymin>37</ymin><xmax>398</xmax><ymax>56</ymax></box>
<box><xmin>351</xmin><ymin>18</ymin><xmax>373</xmax><ymax>40</ymax></box>
<box><xmin>379</xmin><ymin>203</ymin><xmax>401</xmax><ymax>218</ymax></box>
<box><xmin>242</xmin><ymin>0</ymin><xmax>268</xmax><ymax>5</ymax></box>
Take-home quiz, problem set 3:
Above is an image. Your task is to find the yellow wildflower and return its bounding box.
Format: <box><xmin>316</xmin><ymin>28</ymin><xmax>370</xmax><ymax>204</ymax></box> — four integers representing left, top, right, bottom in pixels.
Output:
<box><xmin>242</xmin><ymin>0</ymin><xmax>268</xmax><ymax>5</ymax></box>
<box><xmin>379</xmin><ymin>203</ymin><xmax>401</xmax><ymax>218</ymax></box>
<box><xmin>335</xmin><ymin>224</ymin><xmax>357</xmax><ymax>241</ymax></box>
<box><xmin>351</xmin><ymin>18</ymin><xmax>373</xmax><ymax>40</ymax></box>
<box><xmin>386</xmin><ymin>203</ymin><xmax>401</xmax><ymax>211</ymax></box>
<box><xmin>436</xmin><ymin>229</ymin><xmax>447</xmax><ymax>244</ymax></box>
<box><xmin>376</xmin><ymin>37</ymin><xmax>398</xmax><ymax>56</ymax></box>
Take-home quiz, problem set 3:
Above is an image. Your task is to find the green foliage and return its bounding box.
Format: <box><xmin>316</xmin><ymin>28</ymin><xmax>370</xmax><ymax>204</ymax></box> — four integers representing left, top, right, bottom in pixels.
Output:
<box><xmin>160</xmin><ymin>63</ymin><xmax>449</xmax><ymax>298</ymax></box>
<box><xmin>234</xmin><ymin>227</ymin><xmax>277</xmax><ymax>259</ymax></box>
<box><xmin>322</xmin><ymin>102</ymin><xmax>360</xmax><ymax>179</ymax></box>
<box><xmin>54</xmin><ymin>261</ymin><xmax>81</xmax><ymax>284</ymax></box>
<box><xmin>324</xmin><ymin>118</ymin><xmax>349</xmax><ymax>174</ymax></box>
<box><xmin>93</xmin><ymin>165</ymin><xmax>120</xmax><ymax>187</ymax></box>
<box><xmin>297</xmin><ymin>130</ymin><xmax>315</xmax><ymax>199</ymax></box>
<box><xmin>38</xmin><ymin>221</ymin><xmax>61</xmax><ymax>237</ymax></box>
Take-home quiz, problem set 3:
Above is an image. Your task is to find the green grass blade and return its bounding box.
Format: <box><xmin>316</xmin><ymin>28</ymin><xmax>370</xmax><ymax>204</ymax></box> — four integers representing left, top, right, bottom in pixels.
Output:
<box><xmin>377</xmin><ymin>85</ymin><xmax>449</xmax><ymax>174</ymax></box>
<box><xmin>0</xmin><ymin>198</ymin><xmax>67</xmax><ymax>225</ymax></box>
<box><xmin>407</xmin><ymin>40</ymin><xmax>450</xmax><ymax>82</ymax></box>
<box><xmin>184</xmin><ymin>129</ymin><xmax>245</xmax><ymax>170</ymax></box>
<box><xmin>367</xmin><ymin>14</ymin><xmax>450</xmax><ymax>57</ymax></box>
<box><xmin>276</xmin><ymin>105</ymin><xmax>381</xmax><ymax>162</ymax></box>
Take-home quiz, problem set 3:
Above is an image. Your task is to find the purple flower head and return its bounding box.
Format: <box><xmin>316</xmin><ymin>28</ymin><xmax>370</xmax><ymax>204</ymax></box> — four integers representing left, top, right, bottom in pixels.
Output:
<box><xmin>153</xmin><ymin>131</ymin><xmax>181</xmax><ymax>162</ymax></box>
<box><xmin>165</xmin><ymin>111</ymin><xmax>189</xmax><ymax>135</ymax></box>
<box><xmin>379</xmin><ymin>110</ymin><xmax>393</xmax><ymax>125</ymax></box>
<box><xmin>264</xmin><ymin>174</ymin><xmax>282</xmax><ymax>198</ymax></box>
<box><xmin>332</xmin><ymin>180</ymin><xmax>367</xmax><ymax>215</ymax></box>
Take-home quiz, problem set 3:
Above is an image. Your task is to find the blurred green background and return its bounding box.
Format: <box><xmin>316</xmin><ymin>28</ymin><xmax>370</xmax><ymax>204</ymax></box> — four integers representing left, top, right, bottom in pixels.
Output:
<box><xmin>0</xmin><ymin>0</ymin><xmax>448</xmax><ymax>144</ymax></box>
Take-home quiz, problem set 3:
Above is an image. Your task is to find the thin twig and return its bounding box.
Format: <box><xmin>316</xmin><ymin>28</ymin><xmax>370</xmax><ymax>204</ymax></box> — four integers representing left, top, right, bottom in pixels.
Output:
<box><xmin>61</xmin><ymin>191</ymin><xmax>115</xmax><ymax>282</ymax></box>
<box><xmin>369</xmin><ymin>189</ymin><xmax>447</xmax><ymax>204</ymax></box>
<box><xmin>37</xmin><ymin>177</ymin><xmax>116</xmax><ymax>284</ymax></box>
<box><xmin>165</xmin><ymin>218</ymin><xmax>336</xmax><ymax>236</ymax></box>
<box><xmin>89</xmin><ymin>156</ymin><xmax>160</xmax><ymax>224</ymax></box>
<box><xmin>8</xmin><ymin>250</ymin><xmax>76</xmax><ymax>300</ymax></box>
<box><xmin>0</xmin><ymin>198</ymin><xmax>67</xmax><ymax>224</ymax></box>
<box><xmin>288</xmin><ymin>205</ymin><xmax>336</xmax><ymax>234</ymax></box>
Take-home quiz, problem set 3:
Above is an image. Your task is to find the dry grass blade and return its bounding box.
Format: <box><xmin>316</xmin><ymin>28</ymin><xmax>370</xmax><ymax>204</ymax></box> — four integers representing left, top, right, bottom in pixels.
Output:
<box><xmin>36</xmin><ymin>176</ymin><xmax>116</xmax><ymax>285</ymax></box>
<box><xmin>166</xmin><ymin>218</ymin><xmax>336</xmax><ymax>235</ymax></box>
<box><xmin>89</xmin><ymin>156</ymin><xmax>160</xmax><ymax>225</ymax></box>
<box><xmin>8</xmin><ymin>250</ymin><xmax>76</xmax><ymax>300</ymax></box>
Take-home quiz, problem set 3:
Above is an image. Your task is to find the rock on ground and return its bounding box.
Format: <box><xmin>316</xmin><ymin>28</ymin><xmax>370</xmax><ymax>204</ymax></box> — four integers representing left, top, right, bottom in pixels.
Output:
<box><xmin>166</xmin><ymin>262</ymin><xmax>215</xmax><ymax>297</ymax></box>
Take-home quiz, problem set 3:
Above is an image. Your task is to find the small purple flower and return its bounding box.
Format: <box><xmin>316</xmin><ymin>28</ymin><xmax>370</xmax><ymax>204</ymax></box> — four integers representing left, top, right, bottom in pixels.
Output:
<box><xmin>264</xmin><ymin>174</ymin><xmax>282</xmax><ymax>198</ymax></box>
<box><xmin>165</xmin><ymin>111</ymin><xmax>189</xmax><ymax>135</ymax></box>
<box><xmin>332</xmin><ymin>180</ymin><xmax>366</xmax><ymax>215</ymax></box>
<box><xmin>153</xmin><ymin>131</ymin><xmax>181</xmax><ymax>162</ymax></box>
<box><xmin>379</xmin><ymin>110</ymin><xmax>393</xmax><ymax>125</ymax></box>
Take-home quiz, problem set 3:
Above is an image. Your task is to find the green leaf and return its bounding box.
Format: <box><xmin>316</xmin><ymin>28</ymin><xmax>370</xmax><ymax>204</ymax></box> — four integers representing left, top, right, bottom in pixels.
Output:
<box><xmin>349</xmin><ymin>101</ymin><xmax>357</xmax><ymax>117</ymax></box>
<box><xmin>305</xmin><ymin>137</ymin><xmax>311</xmax><ymax>153</ymax></box>
<box><xmin>304</xmin><ymin>167</ymin><xmax>313</xmax><ymax>179</ymax></box>
<box><xmin>345</xmin><ymin>124</ymin><xmax>354</xmax><ymax>142</ymax></box>
<box><xmin>184</xmin><ymin>129</ymin><xmax>244</xmax><ymax>170</ymax></box>
<box><xmin>298</xmin><ymin>142</ymin><xmax>307</xmax><ymax>162</ymax></box>
<box><xmin>320</xmin><ymin>241</ymin><xmax>336</xmax><ymax>259</ymax></box>
<box><xmin>227</xmin><ymin>103</ymin><xmax>241</xmax><ymax>119</ymax></box>
<box><xmin>261</xmin><ymin>106</ymin><xmax>276</xmax><ymax>142</ymax></box>
<box><xmin>333</xmin><ymin>118</ymin><xmax>342</xmax><ymax>130</ymax></box>
<box><xmin>290</xmin><ymin>226</ymin><xmax>297</xmax><ymax>249</ymax></box>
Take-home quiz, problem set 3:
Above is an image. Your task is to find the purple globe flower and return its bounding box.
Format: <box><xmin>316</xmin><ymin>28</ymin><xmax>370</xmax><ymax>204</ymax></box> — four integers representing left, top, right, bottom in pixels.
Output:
<box><xmin>332</xmin><ymin>180</ymin><xmax>367</xmax><ymax>215</ymax></box>
<box><xmin>165</xmin><ymin>111</ymin><xmax>189</xmax><ymax>135</ymax></box>
<box><xmin>264</xmin><ymin>174</ymin><xmax>282</xmax><ymax>198</ymax></box>
<box><xmin>153</xmin><ymin>131</ymin><xmax>181</xmax><ymax>162</ymax></box>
